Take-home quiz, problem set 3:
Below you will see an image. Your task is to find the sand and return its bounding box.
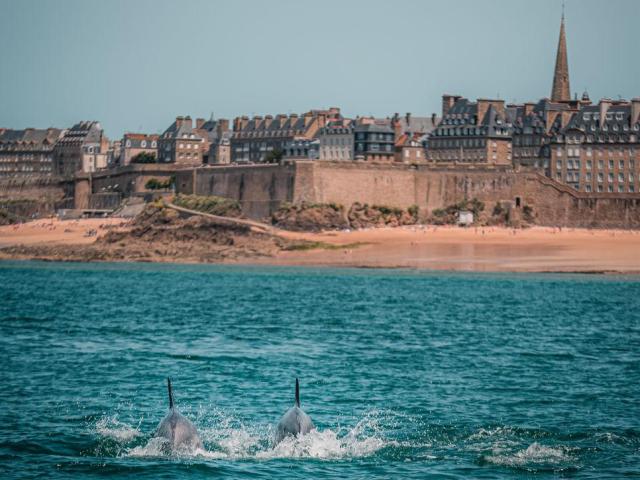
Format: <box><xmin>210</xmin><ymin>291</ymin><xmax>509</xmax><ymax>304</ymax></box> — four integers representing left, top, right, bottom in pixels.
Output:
<box><xmin>1</xmin><ymin>218</ymin><xmax>639</xmax><ymax>273</ymax></box>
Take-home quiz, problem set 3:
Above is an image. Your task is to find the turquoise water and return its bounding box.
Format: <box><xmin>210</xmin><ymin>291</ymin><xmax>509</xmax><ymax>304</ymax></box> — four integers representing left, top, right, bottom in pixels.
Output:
<box><xmin>1</xmin><ymin>261</ymin><xmax>639</xmax><ymax>479</ymax></box>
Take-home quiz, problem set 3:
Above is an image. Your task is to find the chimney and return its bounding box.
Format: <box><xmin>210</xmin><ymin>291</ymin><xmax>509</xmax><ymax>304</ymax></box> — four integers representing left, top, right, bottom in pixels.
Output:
<box><xmin>431</xmin><ymin>113</ymin><xmax>437</xmax><ymax>126</ymax></box>
<box><xmin>196</xmin><ymin>118</ymin><xmax>205</xmax><ymax>129</ymax></box>
<box><xmin>175</xmin><ymin>116</ymin><xmax>185</xmax><ymax>128</ymax></box>
<box><xmin>632</xmin><ymin>98</ymin><xmax>640</xmax><ymax>126</ymax></box>
<box><xmin>277</xmin><ymin>114</ymin><xmax>287</xmax><ymax>127</ymax></box>
<box><xmin>183</xmin><ymin>116</ymin><xmax>192</xmax><ymax>128</ymax></box>
<box><xmin>599</xmin><ymin>99</ymin><xmax>612</xmax><ymax>128</ymax></box>
<box><xmin>442</xmin><ymin>94</ymin><xmax>461</xmax><ymax>117</ymax></box>
<box><xmin>216</xmin><ymin>119</ymin><xmax>230</xmax><ymax>137</ymax></box>
<box><xmin>233</xmin><ymin>117</ymin><xmax>241</xmax><ymax>132</ymax></box>
<box><xmin>524</xmin><ymin>103</ymin><xmax>536</xmax><ymax>116</ymax></box>
<box><xmin>477</xmin><ymin>99</ymin><xmax>505</xmax><ymax>123</ymax></box>
<box><xmin>405</xmin><ymin>112</ymin><xmax>411</xmax><ymax>127</ymax></box>
<box><xmin>303</xmin><ymin>111</ymin><xmax>314</xmax><ymax>127</ymax></box>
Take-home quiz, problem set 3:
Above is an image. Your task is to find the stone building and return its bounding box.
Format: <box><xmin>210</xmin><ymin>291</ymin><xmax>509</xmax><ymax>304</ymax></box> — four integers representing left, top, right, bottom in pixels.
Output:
<box><xmin>53</xmin><ymin>121</ymin><xmax>108</xmax><ymax>177</ymax></box>
<box><xmin>157</xmin><ymin>116</ymin><xmax>204</xmax><ymax>166</ymax></box>
<box><xmin>121</xmin><ymin>133</ymin><xmax>158</xmax><ymax>165</ymax></box>
<box><xmin>0</xmin><ymin>128</ymin><xmax>65</xmax><ymax>177</ymax></box>
<box><xmin>549</xmin><ymin>98</ymin><xmax>640</xmax><ymax>193</ymax></box>
<box><xmin>317</xmin><ymin>119</ymin><xmax>354</xmax><ymax>161</ymax></box>
<box><xmin>193</xmin><ymin>117</ymin><xmax>231</xmax><ymax>164</ymax></box>
<box><xmin>353</xmin><ymin>119</ymin><xmax>395</xmax><ymax>162</ymax></box>
<box><xmin>283</xmin><ymin>138</ymin><xmax>320</xmax><ymax>161</ymax></box>
<box><xmin>427</xmin><ymin>96</ymin><xmax>514</xmax><ymax>165</ymax></box>
<box><xmin>231</xmin><ymin>108</ymin><xmax>341</xmax><ymax>163</ymax></box>
<box><xmin>395</xmin><ymin>132</ymin><xmax>427</xmax><ymax>163</ymax></box>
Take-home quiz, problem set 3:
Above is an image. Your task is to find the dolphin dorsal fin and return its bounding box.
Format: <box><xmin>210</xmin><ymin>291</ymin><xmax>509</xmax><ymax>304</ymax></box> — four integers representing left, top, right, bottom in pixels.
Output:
<box><xmin>295</xmin><ymin>378</ymin><xmax>300</xmax><ymax>407</ymax></box>
<box><xmin>167</xmin><ymin>378</ymin><xmax>174</xmax><ymax>409</ymax></box>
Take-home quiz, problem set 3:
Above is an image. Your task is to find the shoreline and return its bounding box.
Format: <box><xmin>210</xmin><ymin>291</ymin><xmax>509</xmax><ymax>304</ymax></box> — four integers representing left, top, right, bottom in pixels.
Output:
<box><xmin>2</xmin><ymin>218</ymin><xmax>640</xmax><ymax>274</ymax></box>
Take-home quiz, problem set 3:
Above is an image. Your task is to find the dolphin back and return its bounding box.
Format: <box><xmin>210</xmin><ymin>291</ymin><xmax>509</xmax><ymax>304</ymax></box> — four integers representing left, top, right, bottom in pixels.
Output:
<box><xmin>156</xmin><ymin>409</ymin><xmax>203</xmax><ymax>449</ymax></box>
<box><xmin>275</xmin><ymin>406</ymin><xmax>315</xmax><ymax>443</ymax></box>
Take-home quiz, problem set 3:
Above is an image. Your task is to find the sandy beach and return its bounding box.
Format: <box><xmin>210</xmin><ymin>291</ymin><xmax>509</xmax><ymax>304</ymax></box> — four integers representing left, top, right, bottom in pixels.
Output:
<box><xmin>1</xmin><ymin>218</ymin><xmax>639</xmax><ymax>273</ymax></box>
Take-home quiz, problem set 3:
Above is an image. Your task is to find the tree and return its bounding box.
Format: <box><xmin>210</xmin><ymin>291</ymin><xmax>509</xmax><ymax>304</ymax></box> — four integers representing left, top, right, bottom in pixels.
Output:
<box><xmin>264</xmin><ymin>148</ymin><xmax>283</xmax><ymax>164</ymax></box>
<box><xmin>132</xmin><ymin>152</ymin><xmax>157</xmax><ymax>164</ymax></box>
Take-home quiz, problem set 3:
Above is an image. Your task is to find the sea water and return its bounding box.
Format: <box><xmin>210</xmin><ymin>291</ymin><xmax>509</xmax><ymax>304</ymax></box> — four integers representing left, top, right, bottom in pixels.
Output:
<box><xmin>0</xmin><ymin>261</ymin><xmax>639</xmax><ymax>478</ymax></box>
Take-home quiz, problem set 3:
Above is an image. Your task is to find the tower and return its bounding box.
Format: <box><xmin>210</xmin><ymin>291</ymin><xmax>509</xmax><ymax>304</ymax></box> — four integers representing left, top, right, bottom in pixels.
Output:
<box><xmin>551</xmin><ymin>10</ymin><xmax>571</xmax><ymax>102</ymax></box>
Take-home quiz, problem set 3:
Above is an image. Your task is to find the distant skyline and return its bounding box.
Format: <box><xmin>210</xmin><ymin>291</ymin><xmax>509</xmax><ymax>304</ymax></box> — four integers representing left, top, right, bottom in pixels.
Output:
<box><xmin>1</xmin><ymin>0</ymin><xmax>638</xmax><ymax>139</ymax></box>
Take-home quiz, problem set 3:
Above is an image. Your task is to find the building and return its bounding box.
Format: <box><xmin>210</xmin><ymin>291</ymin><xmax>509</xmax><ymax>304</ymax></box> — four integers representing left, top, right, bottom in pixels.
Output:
<box><xmin>427</xmin><ymin>96</ymin><xmax>514</xmax><ymax>165</ymax></box>
<box><xmin>0</xmin><ymin>128</ymin><xmax>65</xmax><ymax>177</ymax></box>
<box><xmin>193</xmin><ymin>117</ymin><xmax>231</xmax><ymax>164</ymax></box>
<box><xmin>121</xmin><ymin>133</ymin><xmax>158</xmax><ymax>165</ymax></box>
<box><xmin>317</xmin><ymin>119</ymin><xmax>354</xmax><ymax>161</ymax></box>
<box><xmin>283</xmin><ymin>138</ymin><xmax>320</xmax><ymax>162</ymax></box>
<box><xmin>231</xmin><ymin>108</ymin><xmax>341</xmax><ymax>163</ymax></box>
<box><xmin>157</xmin><ymin>116</ymin><xmax>204</xmax><ymax>166</ymax></box>
<box><xmin>395</xmin><ymin>132</ymin><xmax>427</xmax><ymax>163</ymax></box>
<box><xmin>549</xmin><ymin>98</ymin><xmax>640</xmax><ymax>193</ymax></box>
<box><xmin>353</xmin><ymin>119</ymin><xmax>395</xmax><ymax>162</ymax></box>
<box><xmin>53</xmin><ymin>121</ymin><xmax>108</xmax><ymax>176</ymax></box>
<box><xmin>392</xmin><ymin>112</ymin><xmax>439</xmax><ymax>140</ymax></box>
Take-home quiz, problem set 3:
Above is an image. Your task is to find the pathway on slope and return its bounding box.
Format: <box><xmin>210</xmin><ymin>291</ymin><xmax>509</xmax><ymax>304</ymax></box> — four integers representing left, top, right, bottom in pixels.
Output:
<box><xmin>165</xmin><ymin>202</ymin><xmax>282</xmax><ymax>236</ymax></box>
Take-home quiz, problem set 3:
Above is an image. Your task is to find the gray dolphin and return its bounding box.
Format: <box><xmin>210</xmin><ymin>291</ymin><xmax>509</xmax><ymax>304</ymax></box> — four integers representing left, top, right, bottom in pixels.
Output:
<box><xmin>274</xmin><ymin>378</ymin><xmax>315</xmax><ymax>444</ymax></box>
<box><xmin>155</xmin><ymin>378</ymin><xmax>203</xmax><ymax>450</ymax></box>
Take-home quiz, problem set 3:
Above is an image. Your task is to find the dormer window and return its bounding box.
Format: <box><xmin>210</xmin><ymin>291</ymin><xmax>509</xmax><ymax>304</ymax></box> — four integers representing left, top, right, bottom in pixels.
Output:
<box><xmin>615</xmin><ymin>112</ymin><xmax>624</xmax><ymax>121</ymax></box>
<box><xmin>141</xmin><ymin>140</ymin><xmax>147</xmax><ymax>148</ymax></box>
<box><xmin>606</xmin><ymin>113</ymin><xmax>613</xmax><ymax>121</ymax></box>
<box><xmin>583</xmin><ymin>113</ymin><xmax>591</xmax><ymax>120</ymax></box>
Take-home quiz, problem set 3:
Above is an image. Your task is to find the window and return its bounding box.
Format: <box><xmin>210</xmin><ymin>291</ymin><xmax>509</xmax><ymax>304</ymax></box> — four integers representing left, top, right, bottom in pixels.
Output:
<box><xmin>618</xmin><ymin>185</ymin><xmax>624</xmax><ymax>192</ymax></box>
<box><xmin>609</xmin><ymin>160</ymin><xmax>614</xmax><ymax>170</ymax></box>
<box><xmin>608</xmin><ymin>185</ymin><xmax>614</xmax><ymax>193</ymax></box>
<box><xmin>141</xmin><ymin>140</ymin><xmax>147</xmax><ymax>148</ymax></box>
<box><xmin>585</xmin><ymin>184</ymin><xmax>592</xmax><ymax>192</ymax></box>
<box><xmin>586</xmin><ymin>172</ymin><xmax>592</xmax><ymax>182</ymax></box>
<box><xmin>598</xmin><ymin>160</ymin><xmax>604</xmax><ymax>170</ymax></box>
<box><xmin>618</xmin><ymin>173</ymin><xmax>624</xmax><ymax>183</ymax></box>
<box><xmin>619</xmin><ymin>160</ymin><xmax>624</xmax><ymax>169</ymax></box>
<box><xmin>598</xmin><ymin>184</ymin><xmax>604</xmax><ymax>192</ymax></box>
<box><xmin>608</xmin><ymin>173</ymin><xmax>614</xmax><ymax>182</ymax></box>
<box><xmin>586</xmin><ymin>160</ymin><xmax>592</xmax><ymax>171</ymax></box>
<box><xmin>597</xmin><ymin>172</ymin><xmax>603</xmax><ymax>182</ymax></box>
<box><xmin>125</xmin><ymin>140</ymin><xmax>131</xmax><ymax>147</ymax></box>
<box><xmin>151</xmin><ymin>141</ymin><xmax>157</xmax><ymax>148</ymax></box>
<box><xmin>630</xmin><ymin>185</ymin><xmax>635</xmax><ymax>192</ymax></box>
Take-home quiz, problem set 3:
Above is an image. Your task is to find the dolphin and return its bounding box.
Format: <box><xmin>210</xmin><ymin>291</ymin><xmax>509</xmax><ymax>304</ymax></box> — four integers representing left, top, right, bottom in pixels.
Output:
<box><xmin>155</xmin><ymin>378</ymin><xmax>203</xmax><ymax>450</ymax></box>
<box><xmin>274</xmin><ymin>378</ymin><xmax>315</xmax><ymax>444</ymax></box>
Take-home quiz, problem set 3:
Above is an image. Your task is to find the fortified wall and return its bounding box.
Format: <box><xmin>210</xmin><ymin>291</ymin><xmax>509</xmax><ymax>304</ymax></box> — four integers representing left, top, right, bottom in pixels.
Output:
<box><xmin>0</xmin><ymin>175</ymin><xmax>68</xmax><ymax>219</ymax></box>
<box><xmin>175</xmin><ymin>161</ymin><xmax>640</xmax><ymax>228</ymax></box>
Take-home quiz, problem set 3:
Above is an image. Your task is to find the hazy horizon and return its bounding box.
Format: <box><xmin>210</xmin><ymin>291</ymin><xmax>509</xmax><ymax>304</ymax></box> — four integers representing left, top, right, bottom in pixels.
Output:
<box><xmin>1</xmin><ymin>0</ymin><xmax>638</xmax><ymax>139</ymax></box>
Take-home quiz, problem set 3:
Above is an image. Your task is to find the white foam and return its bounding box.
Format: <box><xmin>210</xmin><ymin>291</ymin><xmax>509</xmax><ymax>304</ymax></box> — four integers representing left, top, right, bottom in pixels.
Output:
<box><xmin>484</xmin><ymin>442</ymin><xmax>572</xmax><ymax>467</ymax></box>
<box><xmin>95</xmin><ymin>416</ymin><xmax>141</xmax><ymax>443</ymax></box>
<box><xmin>122</xmin><ymin>412</ymin><xmax>390</xmax><ymax>461</ymax></box>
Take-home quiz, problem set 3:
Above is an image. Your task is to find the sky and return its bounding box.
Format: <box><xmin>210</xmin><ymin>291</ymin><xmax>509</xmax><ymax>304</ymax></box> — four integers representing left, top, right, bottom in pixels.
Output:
<box><xmin>1</xmin><ymin>0</ymin><xmax>638</xmax><ymax>139</ymax></box>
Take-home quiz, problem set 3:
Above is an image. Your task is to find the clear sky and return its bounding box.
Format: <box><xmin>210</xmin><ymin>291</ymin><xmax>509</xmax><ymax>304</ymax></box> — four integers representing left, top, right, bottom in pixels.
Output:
<box><xmin>1</xmin><ymin>0</ymin><xmax>638</xmax><ymax>139</ymax></box>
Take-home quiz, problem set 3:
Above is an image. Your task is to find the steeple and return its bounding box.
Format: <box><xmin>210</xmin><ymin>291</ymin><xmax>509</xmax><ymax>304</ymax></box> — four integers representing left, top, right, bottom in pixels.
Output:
<box><xmin>551</xmin><ymin>8</ymin><xmax>571</xmax><ymax>102</ymax></box>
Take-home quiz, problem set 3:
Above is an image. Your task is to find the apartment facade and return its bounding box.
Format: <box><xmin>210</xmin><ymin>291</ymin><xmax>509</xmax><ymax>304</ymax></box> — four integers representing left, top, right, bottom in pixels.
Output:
<box><xmin>157</xmin><ymin>116</ymin><xmax>204</xmax><ymax>166</ymax></box>
<box><xmin>121</xmin><ymin>133</ymin><xmax>159</xmax><ymax>165</ymax></box>
<box><xmin>317</xmin><ymin>120</ymin><xmax>354</xmax><ymax>161</ymax></box>
<box><xmin>549</xmin><ymin>98</ymin><xmax>640</xmax><ymax>193</ymax></box>
<box><xmin>427</xmin><ymin>96</ymin><xmax>514</xmax><ymax>166</ymax></box>
<box><xmin>0</xmin><ymin>128</ymin><xmax>65</xmax><ymax>177</ymax></box>
<box><xmin>231</xmin><ymin>108</ymin><xmax>341</xmax><ymax>163</ymax></box>
<box><xmin>53</xmin><ymin>121</ymin><xmax>108</xmax><ymax>176</ymax></box>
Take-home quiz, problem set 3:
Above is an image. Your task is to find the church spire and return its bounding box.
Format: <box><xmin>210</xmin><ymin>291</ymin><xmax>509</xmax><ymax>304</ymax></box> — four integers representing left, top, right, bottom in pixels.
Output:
<box><xmin>551</xmin><ymin>8</ymin><xmax>571</xmax><ymax>102</ymax></box>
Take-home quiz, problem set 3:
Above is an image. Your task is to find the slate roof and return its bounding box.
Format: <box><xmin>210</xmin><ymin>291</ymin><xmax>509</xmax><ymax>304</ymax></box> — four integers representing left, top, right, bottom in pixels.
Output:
<box><xmin>0</xmin><ymin>128</ymin><xmax>64</xmax><ymax>148</ymax></box>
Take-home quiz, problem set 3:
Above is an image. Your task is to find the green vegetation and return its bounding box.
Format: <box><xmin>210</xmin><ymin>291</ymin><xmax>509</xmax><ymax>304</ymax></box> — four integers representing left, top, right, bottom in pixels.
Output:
<box><xmin>145</xmin><ymin>177</ymin><xmax>173</xmax><ymax>190</ymax></box>
<box><xmin>173</xmin><ymin>193</ymin><xmax>242</xmax><ymax>217</ymax></box>
<box><xmin>132</xmin><ymin>152</ymin><xmax>157</xmax><ymax>164</ymax></box>
<box><xmin>430</xmin><ymin>198</ymin><xmax>485</xmax><ymax>225</ymax></box>
<box><xmin>408</xmin><ymin>204</ymin><xmax>419</xmax><ymax>218</ymax></box>
<box><xmin>264</xmin><ymin>148</ymin><xmax>283</xmax><ymax>164</ymax></box>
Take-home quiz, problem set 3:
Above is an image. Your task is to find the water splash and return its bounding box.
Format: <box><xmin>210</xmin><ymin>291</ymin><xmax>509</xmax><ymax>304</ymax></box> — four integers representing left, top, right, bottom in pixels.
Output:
<box><xmin>481</xmin><ymin>442</ymin><xmax>575</xmax><ymax>470</ymax></box>
<box><xmin>95</xmin><ymin>415</ymin><xmax>141</xmax><ymax>443</ymax></box>
<box><xmin>121</xmin><ymin>411</ymin><xmax>390</xmax><ymax>460</ymax></box>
